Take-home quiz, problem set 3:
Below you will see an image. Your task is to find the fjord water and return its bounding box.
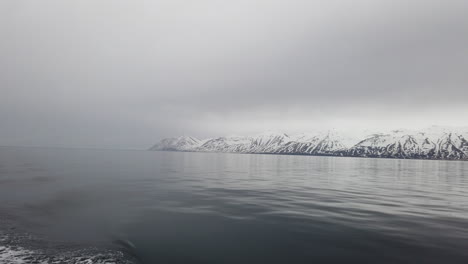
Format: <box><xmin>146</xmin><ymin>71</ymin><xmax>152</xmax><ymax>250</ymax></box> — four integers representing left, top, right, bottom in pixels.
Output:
<box><xmin>1</xmin><ymin>147</ymin><xmax>468</xmax><ymax>263</ymax></box>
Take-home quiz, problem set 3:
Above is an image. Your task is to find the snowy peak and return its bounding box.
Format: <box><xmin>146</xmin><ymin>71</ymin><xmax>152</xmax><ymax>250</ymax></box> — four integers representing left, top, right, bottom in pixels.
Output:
<box><xmin>150</xmin><ymin>128</ymin><xmax>468</xmax><ymax>160</ymax></box>
<box><xmin>198</xmin><ymin>136</ymin><xmax>253</xmax><ymax>153</ymax></box>
<box><xmin>348</xmin><ymin>128</ymin><xmax>468</xmax><ymax>159</ymax></box>
<box><xmin>149</xmin><ymin>136</ymin><xmax>202</xmax><ymax>151</ymax></box>
<box><xmin>251</xmin><ymin>132</ymin><xmax>290</xmax><ymax>153</ymax></box>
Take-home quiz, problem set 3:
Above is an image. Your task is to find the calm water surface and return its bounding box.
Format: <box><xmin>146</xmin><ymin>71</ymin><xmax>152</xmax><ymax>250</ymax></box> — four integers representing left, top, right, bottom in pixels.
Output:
<box><xmin>1</xmin><ymin>146</ymin><xmax>468</xmax><ymax>263</ymax></box>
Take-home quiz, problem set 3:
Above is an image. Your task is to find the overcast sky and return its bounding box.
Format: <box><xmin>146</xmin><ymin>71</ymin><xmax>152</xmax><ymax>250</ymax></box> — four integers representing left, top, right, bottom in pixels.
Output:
<box><xmin>1</xmin><ymin>0</ymin><xmax>467</xmax><ymax>149</ymax></box>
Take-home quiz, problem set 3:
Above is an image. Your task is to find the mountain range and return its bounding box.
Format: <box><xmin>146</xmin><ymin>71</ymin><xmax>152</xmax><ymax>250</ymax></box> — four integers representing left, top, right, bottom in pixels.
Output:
<box><xmin>149</xmin><ymin>127</ymin><xmax>468</xmax><ymax>160</ymax></box>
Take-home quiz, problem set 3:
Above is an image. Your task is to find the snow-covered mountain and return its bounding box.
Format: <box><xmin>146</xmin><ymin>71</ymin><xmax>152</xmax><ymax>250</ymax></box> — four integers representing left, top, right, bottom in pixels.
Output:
<box><xmin>148</xmin><ymin>136</ymin><xmax>202</xmax><ymax>151</ymax></box>
<box><xmin>149</xmin><ymin>127</ymin><xmax>468</xmax><ymax>160</ymax></box>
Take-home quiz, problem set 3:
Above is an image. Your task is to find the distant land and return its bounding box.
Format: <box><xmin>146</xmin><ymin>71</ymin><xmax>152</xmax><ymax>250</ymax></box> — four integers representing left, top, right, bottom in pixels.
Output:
<box><xmin>150</xmin><ymin>126</ymin><xmax>468</xmax><ymax>161</ymax></box>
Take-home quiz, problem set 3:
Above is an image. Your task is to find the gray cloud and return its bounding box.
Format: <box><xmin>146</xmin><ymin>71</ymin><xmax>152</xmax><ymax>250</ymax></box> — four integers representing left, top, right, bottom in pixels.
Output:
<box><xmin>1</xmin><ymin>0</ymin><xmax>467</xmax><ymax>148</ymax></box>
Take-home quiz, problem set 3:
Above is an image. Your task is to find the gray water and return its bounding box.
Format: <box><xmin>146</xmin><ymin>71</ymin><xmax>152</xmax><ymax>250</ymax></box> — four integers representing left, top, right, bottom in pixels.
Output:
<box><xmin>1</xmin><ymin>146</ymin><xmax>468</xmax><ymax>263</ymax></box>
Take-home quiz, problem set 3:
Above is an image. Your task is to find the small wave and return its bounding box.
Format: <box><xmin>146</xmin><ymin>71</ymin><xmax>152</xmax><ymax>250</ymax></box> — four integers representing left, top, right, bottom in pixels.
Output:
<box><xmin>0</xmin><ymin>232</ymin><xmax>136</xmax><ymax>264</ymax></box>
<box><xmin>0</xmin><ymin>244</ymin><xmax>133</xmax><ymax>264</ymax></box>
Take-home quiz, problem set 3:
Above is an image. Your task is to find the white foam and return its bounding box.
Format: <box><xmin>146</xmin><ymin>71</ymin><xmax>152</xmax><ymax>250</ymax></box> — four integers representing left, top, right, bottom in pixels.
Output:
<box><xmin>0</xmin><ymin>244</ymin><xmax>128</xmax><ymax>264</ymax></box>
<box><xmin>0</xmin><ymin>245</ymin><xmax>39</xmax><ymax>264</ymax></box>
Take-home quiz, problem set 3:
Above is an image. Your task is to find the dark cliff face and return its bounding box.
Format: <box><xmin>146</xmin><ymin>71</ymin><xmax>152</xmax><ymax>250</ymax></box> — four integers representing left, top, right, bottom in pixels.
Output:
<box><xmin>150</xmin><ymin>128</ymin><xmax>468</xmax><ymax>161</ymax></box>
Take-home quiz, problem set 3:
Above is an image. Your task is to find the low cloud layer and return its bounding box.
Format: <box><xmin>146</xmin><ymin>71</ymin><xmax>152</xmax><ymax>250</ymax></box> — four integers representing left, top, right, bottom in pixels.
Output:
<box><xmin>1</xmin><ymin>0</ymin><xmax>467</xmax><ymax>148</ymax></box>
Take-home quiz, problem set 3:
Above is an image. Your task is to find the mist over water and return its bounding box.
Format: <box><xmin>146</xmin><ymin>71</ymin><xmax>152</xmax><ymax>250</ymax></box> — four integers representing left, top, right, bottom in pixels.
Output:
<box><xmin>1</xmin><ymin>146</ymin><xmax>468</xmax><ymax>263</ymax></box>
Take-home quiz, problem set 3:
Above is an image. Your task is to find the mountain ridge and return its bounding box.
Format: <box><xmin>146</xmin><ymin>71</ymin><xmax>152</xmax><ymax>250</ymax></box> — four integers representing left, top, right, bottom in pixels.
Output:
<box><xmin>149</xmin><ymin>127</ymin><xmax>468</xmax><ymax>161</ymax></box>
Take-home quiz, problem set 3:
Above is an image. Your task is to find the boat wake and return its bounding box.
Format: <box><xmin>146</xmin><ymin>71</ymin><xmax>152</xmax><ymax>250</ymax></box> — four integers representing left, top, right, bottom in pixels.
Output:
<box><xmin>0</xmin><ymin>231</ymin><xmax>136</xmax><ymax>264</ymax></box>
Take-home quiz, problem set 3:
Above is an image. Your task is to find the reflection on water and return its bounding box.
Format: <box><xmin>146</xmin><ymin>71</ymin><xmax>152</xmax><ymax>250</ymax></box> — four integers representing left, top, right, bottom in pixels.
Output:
<box><xmin>1</xmin><ymin>147</ymin><xmax>468</xmax><ymax>263</ymax></box>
